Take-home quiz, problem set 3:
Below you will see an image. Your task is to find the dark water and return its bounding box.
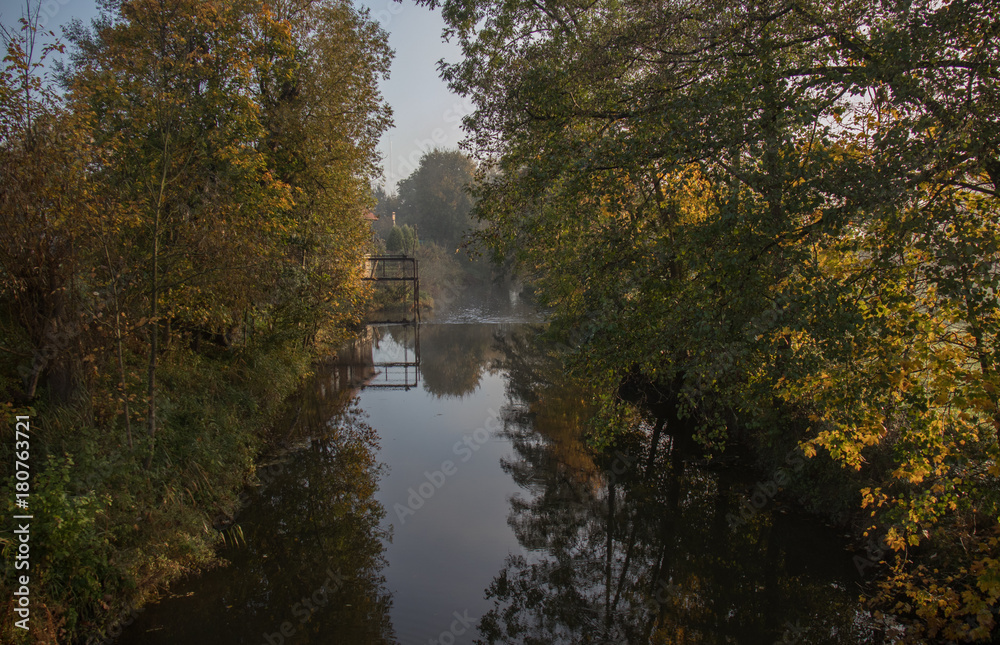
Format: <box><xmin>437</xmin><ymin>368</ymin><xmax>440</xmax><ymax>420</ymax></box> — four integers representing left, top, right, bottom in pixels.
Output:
<box><xmin>115</xmin><ymin>294</ymin><xmax>876</xmax><ymax>645</ymax></box>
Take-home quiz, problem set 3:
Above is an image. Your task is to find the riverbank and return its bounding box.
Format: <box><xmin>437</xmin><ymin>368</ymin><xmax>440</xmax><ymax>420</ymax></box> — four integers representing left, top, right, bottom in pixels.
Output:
<box><xmin>0</xmin><ymin>1</ymin><xmax>394</xmax><ymax>639</ymax></box>
<box><xmin>0</xmin><ymin>330</ymin><xmax>356</xmax><ymax>644</ymax></box>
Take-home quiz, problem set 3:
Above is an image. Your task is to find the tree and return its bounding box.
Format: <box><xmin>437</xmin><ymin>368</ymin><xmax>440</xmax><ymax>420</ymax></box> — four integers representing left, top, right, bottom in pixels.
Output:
<box><xmin>396</xmin><ymin>147</ymin><xmax>475</xmax><ymax>249</ymax></box>
<box><xmin>427</xmin><ymin>0</ymin><xmax>1000</xmax><ymax>638</ymax></box>
<box><xmin>58</xmin><ymin>0</ymin><xmax>391</xmax><ymax>460</ymax></box>
<box><xmin>477</xmin><ymin>331</ymin><xmax>868</xmax><ymax>643</ymax></box>
<box><xmin>0</xmin><ymin>8</ymin><xmax>93</xmax><ymax>403</ymax></box>
<box><xmin>66</xmin><ymin>0</ymin><xmax>297</xmax><ymax>460</ymax></box>
<box><xmin>0</xmin><ymin>0</ymin><xmax>393</xmax><ymax>639</ymax></box>
<box><xmin>371</xmin><ymin>183</ymin><xmax>398</xmax><ymax>239</ymax></box>
<box><xmin>385</xmin><ymin>225</ymin><xmax>405</xmax><ymax>253</ymax></box>
<box><xmin>384</xmin><ymin>224</ymin><xmax>417</xmax><ymax>254</ymax></box>
<box><xmin>259</xmin><ymin>0</ymin><xmax>392</xmax><ymax>340</ymax></box>
<box><xmin>401</xmin><ymin>224</ymin><xmax>417</xmax><ymax>253</ymax></box>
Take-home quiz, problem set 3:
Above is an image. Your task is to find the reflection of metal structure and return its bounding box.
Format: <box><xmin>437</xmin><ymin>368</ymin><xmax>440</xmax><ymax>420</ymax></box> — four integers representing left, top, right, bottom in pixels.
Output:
<box><xmin>367</xmin><ymin>323</ymin><xmax>421</xmax><ymax>390</ymax></box>
<box><xmin>363</xmin><ymin>255</ymin><xmax>420</xmax><ymax>323</ymax></box>
<box><xmin>331</xmin><ymin>324</ymin><xmax>421</xmax><ymax>390</ymax></box>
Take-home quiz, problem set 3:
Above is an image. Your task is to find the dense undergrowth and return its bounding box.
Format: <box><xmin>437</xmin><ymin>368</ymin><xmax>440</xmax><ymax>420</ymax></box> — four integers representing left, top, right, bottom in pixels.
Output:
<box><xmin>0</xmin><ymin>335</ymin><xmax>324</xmax><ymax>643</ymax></box>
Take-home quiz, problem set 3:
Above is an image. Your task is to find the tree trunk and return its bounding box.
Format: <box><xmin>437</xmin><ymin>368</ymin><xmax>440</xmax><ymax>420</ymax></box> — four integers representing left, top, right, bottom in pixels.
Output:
<box><xmin>146</xmin><ymin>135</ymin><xmax>169</xmax><ymax>468</ymax></box>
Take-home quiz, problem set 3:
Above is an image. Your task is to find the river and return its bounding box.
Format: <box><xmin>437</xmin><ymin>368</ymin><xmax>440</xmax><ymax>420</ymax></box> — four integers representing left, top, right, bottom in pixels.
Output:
<box><xmin>115</xmin><ymin>293</ymin><xmax>879</xmax><ymax>644</ymax></box>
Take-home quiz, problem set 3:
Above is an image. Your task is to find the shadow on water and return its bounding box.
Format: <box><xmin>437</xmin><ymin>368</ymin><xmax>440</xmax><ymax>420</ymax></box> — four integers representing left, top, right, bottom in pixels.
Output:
<box><xmin>377</xmin><ymin>321</ymin><xmax>507</xmax><ymax>398</ymax></box>
<box><xmin>349</xmin><ymin>323</ymin><xmax>501</xmax><ymax>396</ymax></box>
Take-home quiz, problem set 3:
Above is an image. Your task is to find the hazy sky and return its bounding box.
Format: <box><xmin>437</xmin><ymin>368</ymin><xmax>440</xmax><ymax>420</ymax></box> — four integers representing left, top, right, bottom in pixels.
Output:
<box><xmin>358</xmin><ymin>0</ymin><xmax>470</xmax><ymax>192</ymax></box>
<box><xmin>0</xmin><ymin>0</ymin><xmax>466</xmax><ymax>192</ymax></box>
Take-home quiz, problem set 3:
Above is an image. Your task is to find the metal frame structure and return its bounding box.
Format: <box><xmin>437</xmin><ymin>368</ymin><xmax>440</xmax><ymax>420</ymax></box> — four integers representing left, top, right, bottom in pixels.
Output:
<box><xmin>363</xmin><ymin>255</ymin><xmax>420</xmax><ymax>323</ymax></box>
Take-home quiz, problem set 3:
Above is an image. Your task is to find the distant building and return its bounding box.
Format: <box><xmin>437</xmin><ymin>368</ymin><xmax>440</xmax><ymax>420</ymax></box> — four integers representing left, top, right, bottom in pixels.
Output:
<box><xmin>363</xmin><ymin>210</ymin><xmax>379</xmax><ymax>245</ymax></box>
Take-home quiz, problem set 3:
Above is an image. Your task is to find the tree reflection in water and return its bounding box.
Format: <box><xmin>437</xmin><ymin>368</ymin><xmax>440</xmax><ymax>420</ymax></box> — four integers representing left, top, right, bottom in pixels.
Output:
<box><xmin>115</xmin><ymin>362</ymin><xmax>395</xmax><ymax>645</ymax></box>
<box><xmin>478</xmin><ymin>331</ymin><xmax>874</xmax><ymax>645</ymax></box>
<box><xmin>384</xmin><ymin>323</ymin><xmax>504</xmax><ymax>398</ymax></box>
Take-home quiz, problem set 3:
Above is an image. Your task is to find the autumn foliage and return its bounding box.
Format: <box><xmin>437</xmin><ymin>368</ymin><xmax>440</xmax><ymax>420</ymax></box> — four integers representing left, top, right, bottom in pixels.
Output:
<box><xmin>433</xmin><ymin>0</ymin><xmax>1000</xmax><ymax>640</ymax></box>
<box><xmin>0</xmin><ymin>0</ymin><xmax>389</xmax><ymax>641</ymax></box>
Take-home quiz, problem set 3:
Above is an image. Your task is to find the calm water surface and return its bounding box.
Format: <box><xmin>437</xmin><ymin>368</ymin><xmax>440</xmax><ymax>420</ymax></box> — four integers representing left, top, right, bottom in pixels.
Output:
<box><xmin>116</xmin><ymin>295</ymin><xmax>875</xmax><ymax>644</ymax></box>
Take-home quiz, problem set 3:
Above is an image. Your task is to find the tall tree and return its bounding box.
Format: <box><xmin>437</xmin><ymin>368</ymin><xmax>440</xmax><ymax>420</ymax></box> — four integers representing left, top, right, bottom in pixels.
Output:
<box><xmin>396</xmin><ymin>148</ymin><xmax>475</xmax><ymax>249</ymax></box>
<box><xmin>0</xmin><ymin>8</ymin><xmax>94</xmax><ymax>403</ymax></box>
<box><xmin>58</xmin><ymin>0</ymin><xmax>391</xmax><ymax>458</ymax></box>
<box><xmin>257</xmin><ymin>0</ymin><xmax>392</xmax><ymax>339</ymax></box>
<box><xmin>67</xmin><ymin>0</ymin><xmax>296</xmax><ymax>460</ymax></box>
<box><xmin>0</xmin><ymin>0</ymin><xmax>393</xmax><ymax>639</ymax></box>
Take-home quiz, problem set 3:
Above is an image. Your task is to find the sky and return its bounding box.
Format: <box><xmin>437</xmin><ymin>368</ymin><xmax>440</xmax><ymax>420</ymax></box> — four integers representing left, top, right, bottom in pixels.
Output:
<box><xmin>0</xmin><ymin>0</ymin><xmax>467</xmax><ymax>192</ymax></box>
